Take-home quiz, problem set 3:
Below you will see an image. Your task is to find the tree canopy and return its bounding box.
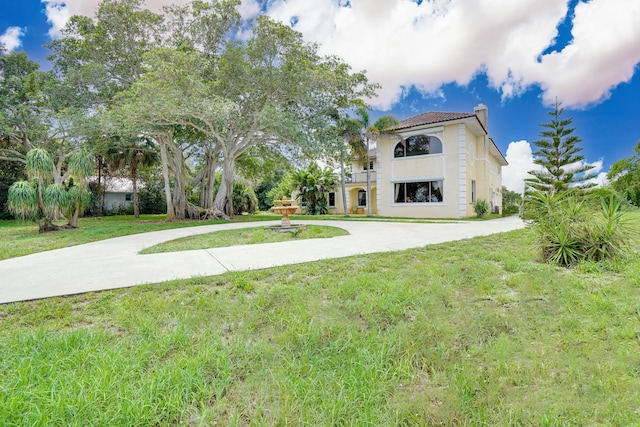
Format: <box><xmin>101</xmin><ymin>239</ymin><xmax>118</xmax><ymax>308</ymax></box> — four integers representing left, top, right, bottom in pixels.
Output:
<box><xmin>2</xmin><ymin>0</ymin><xmax>379</xmax><ymax>227</ymax></box>
<box><xmin>607</xmin><ymin>141</ymin><xmax>640</xmax><ymax>206</ymax></box>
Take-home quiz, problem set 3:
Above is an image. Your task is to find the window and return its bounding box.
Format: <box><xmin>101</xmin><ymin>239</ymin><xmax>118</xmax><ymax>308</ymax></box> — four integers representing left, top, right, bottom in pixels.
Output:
<box><xmin>394</xmin><ymin>135</ymin><xmax>443</xmax><ymax>158</ymax></box>
<box><xmin>328</xmin><ymin>192</ymin><xmax>336</xmax><ymax>208</ymax></box>
<box><xmin>361</xmin><ymin>160</ymin><xmax>374</xmax><ymax>170</ymax></box>
<box><xmin>125</xmin><ymin>193</ymin><xmax>133</xmax><ymax>202</ymax></box>
<box><xmin>471</xmin><ymin>180</ymin><xmax>476</xmax><ymax>203</ymax></box>
<box><xmin>357</xmin><ymin>190</ymin><xmax>367</xmax><ymax>207</ymax></box>
<box><xmin>394</xmin><ymin>181</ymin><xmax>443</xmax><ymax>203</ymax></box>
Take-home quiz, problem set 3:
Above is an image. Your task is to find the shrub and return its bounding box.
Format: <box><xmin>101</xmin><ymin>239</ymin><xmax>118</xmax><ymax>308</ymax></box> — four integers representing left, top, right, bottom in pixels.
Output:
<box><xmin>526</xmin><ymin>190</ymin><xmax>633</xmax><ymax>267</ymax></box>
<box><xmin>139</xmin><ymin>187</ymin><xmax>166</xmax><ymax>214</ymax></box>
<box><xmin>501</xmin><ymin>186</ymin><xmax>522</xmax><ymax>215</ymax></box>
<box><xmin>232</xmin><ymin>184</ymin><xmax>258</xmax><ymax>215</ymax></box>
<box><xmin>474</xmin><ymin>199</ymin><xmax>489</xmax><ymax>217</ymax></box>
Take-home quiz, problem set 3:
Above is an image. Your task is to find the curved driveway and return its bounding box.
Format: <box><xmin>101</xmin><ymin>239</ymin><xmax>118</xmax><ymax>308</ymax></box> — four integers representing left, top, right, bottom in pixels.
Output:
<box><xmin>0</xmin><ymin>217</ymin><xmax>525</xmax><ymax>304</ymax></box>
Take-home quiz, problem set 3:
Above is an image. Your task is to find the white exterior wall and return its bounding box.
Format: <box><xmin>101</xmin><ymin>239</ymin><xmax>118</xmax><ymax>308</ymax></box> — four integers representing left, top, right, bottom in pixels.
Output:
<box><xmin>333</xmin><ymin>111</ymin><xmax>506</xmax><ymax>219</ymax></box>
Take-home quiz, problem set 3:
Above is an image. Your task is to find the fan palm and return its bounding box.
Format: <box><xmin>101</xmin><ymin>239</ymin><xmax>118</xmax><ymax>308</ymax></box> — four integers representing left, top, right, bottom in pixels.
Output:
<box><xmin>104</xmin><ymin>138</ymin><xmax>159</xmax><ymax>217</ymax></box>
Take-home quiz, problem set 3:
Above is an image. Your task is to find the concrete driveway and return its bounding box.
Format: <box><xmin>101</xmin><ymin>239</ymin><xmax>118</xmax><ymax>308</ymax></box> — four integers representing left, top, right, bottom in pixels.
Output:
<box><xmin>0</xmin><ymin>216</ymin><xmax>525</xmax><ymax>304</ymax></box>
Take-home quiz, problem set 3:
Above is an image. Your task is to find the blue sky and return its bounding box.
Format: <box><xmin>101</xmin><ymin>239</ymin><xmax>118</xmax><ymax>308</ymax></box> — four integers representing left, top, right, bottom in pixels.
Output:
<box><xmin>2</xmin><ymin>0</ymin><xmax>640</xmax><ymax>193</ymax></box>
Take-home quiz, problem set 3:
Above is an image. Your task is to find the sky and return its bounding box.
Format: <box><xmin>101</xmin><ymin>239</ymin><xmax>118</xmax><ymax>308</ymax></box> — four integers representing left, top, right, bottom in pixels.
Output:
<box><xmin>2</xmin><ymin>0</ymin><xmax>640</xmax><ymax>193</ymax></box>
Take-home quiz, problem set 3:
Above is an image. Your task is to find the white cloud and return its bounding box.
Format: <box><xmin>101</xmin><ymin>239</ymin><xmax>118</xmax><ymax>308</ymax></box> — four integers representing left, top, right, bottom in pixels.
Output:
<box><xmin>502</xmin><ymin>140</ymin><xmax>538</xmax><ymax>194</ymax></box>
<box><xmin>264</xmin><ymin>0</ymin><xmax>640</xmax><ymax>110</ymax></box>
<box><xmin>532</xmin><ymin>0</ymin><xmax>640</xmax><ymax>107</ymax></box>
<box><xmin>588</xmin><ymin>172</ymin><xmax>609</xmax><ymax>188</ymax></box>
<box><xmin>38</xmin><ymin>0</ymin><xmax>640</xmax><ymax>110</ymax></box>
<box><xmin>42</xmin><ymin>1</ymin><xmax>72</xmax><ymax>38</ymax></box>
<box><xmin>502</xmin><ymin>143</ymin><xmax>609</xmax><ymax>193</ymax></box>
<box><xmin>238</xmin><ymin>0</ymin><xmax>261</xmax><ymax>20</ymax></box>
<box><xmin>0</xmin><ymin>27</ymin><xmax>25</xmax><ymax>52</ymax></box>
<box><xmin>567</xmin><ymin>159</ymin><xmax>609</xmax><ymax>187</ymax></box>
<box><xmin>40</xmin><ymin>0</ymin><xmax>258</xmax><ymax>40</ymax></box>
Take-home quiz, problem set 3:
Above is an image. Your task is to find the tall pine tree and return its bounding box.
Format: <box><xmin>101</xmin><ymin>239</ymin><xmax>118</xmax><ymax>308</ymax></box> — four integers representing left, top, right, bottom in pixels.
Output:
<box><xmin>526</xmin><ymin>100</ymin><xmax>595</xmax><ymax>193</ymax></box>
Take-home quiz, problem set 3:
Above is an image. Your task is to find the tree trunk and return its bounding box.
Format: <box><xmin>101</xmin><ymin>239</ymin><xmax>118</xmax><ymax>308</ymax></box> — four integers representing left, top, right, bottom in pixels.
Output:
<box><xmin>97</xmin><ymin>156</ymin><xmax>104</xmax><ymax>216</ymax></box>
<box><xmin>67</xmin><ymin>205</ymin><xmax>80</xmax><ymax>228</ymax></box>
<box><xmin>213</xmin><ymin>155</ymin><xmax>235</xmax><ymax>217</ymax></box>
<box><xmin>366</xmin><ymin>138</ymin><xmax>372</xmax><ymax>217</ymax></box>
<box><xmin>169</xmin><ymin>145</ymin><xmax>187</xmax><ymax>219</ymax></box>
<box><xmin>131</xmin><ymin>160</ymin><xmax>139</xmax><ymax>218</ymax></box>
<box><xmin>37</xmin><ymin>181</ymin><xmax>58</xmax><ymax>233</ymax></box>
<box><xmin>340</xmin><ymin>154</ymin><xmax>349</xmax><ymax>217</ymax></box>
<box><xmin>201</xmin><ymin>148</ymin><xmax>218</xmax><ymax>209</ymax></box>
<box><xmin>159</xmin><ymin>136</ymin><xmax>176</xmax><ymax>221</ymax></box>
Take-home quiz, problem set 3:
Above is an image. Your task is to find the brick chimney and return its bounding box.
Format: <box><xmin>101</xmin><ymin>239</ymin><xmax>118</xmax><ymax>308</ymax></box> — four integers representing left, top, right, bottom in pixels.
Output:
<box><xmin>474</xmin><ymin>103</ymin><xmax>488</xmax><ymax>133</ymax></box>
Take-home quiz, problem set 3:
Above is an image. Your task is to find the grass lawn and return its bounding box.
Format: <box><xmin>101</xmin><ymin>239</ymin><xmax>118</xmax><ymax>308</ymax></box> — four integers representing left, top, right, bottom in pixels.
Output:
<box><xmin>0</xmin><ymin>212</ymin><xmax>471</xmax><ymax>261</ymax></box>
<box><xmin>0</xmin><ymin>214</ymin><xmax>282</xmax><ymax>260</ymax></box>
<box><xmin>140</xmin><ymin>225</ymin><xmax>349</xmax><ymax>254</ymax></box>
<box><xmin>1</xmin><ymin>211</ymin><xmax>639</xmax><ymax>425</ymax></box>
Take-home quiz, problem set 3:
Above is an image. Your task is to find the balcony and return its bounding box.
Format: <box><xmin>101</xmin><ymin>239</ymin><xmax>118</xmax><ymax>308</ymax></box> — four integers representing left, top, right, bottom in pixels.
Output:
<box><xmin>345</xmin><ymin>171</ymin><xmax>375</xmax><ymax>184</ymax></box>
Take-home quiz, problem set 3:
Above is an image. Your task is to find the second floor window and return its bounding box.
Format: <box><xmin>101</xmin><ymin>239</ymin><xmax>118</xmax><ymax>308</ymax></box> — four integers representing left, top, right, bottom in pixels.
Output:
<box><xmin>394</xmin><ymin>135</ymin><xmax>443</xmax><ymax>158</ymax></box>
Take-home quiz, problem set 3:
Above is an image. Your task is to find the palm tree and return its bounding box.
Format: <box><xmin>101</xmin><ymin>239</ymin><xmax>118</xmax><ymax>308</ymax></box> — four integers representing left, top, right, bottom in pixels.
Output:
<box><xmin>293</xmin><ymin>163</ymin><xmax>338</xmax><ymax>215</ymax></box>
<box><xmin>104</xmin><ymin>137</ymin><xmax>159</xmax><ymax>218</ymax></box>
<box><xmin>8</xmin><ymin>148</ymin><xmax>93</xmax><ymax>232</ymax></box>
<box><xmin>353</xmin><ymin>108</ymin><xmax>399</xmax><ymax>217</ymax></box>
<box><xmin>65</xmin><ymin>149</ymin><xmax>94</xmax><ymax>228</ymax></box>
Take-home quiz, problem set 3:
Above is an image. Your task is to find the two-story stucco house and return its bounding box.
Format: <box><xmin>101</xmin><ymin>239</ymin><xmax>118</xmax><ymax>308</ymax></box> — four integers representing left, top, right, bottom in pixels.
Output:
<box><xmin>329</xmin><ymin>104</ymin><xmax>508</xmax><ymax>218</ymax></box>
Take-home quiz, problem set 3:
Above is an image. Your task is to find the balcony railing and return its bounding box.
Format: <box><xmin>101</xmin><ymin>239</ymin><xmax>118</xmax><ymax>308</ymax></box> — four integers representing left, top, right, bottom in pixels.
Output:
<box><xmin>345</xmin><ymin>171</ymin><xmax>375</xmax><ymax>183</ymax></box>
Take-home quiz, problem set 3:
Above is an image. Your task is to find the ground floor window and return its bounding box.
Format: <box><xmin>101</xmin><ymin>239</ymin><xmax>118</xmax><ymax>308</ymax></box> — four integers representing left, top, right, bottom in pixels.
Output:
<box><xmin>471</xmin><ymin>180</ymin><xmax>476</xmax><ymax>203</ymax></box>
<box><xmin>394</xmin><ymin>180</ymin><xmax>443</xmax><ymax>203</ymax></box>
<box><xmin>328</xmin><ymin>192</ymin><xmax>336</xmax><ymax>208</ymax></box>
<box><xmin>357</xmin><ymin>190</ymin><xmax>367</xmax><ymax>207</ymax></box>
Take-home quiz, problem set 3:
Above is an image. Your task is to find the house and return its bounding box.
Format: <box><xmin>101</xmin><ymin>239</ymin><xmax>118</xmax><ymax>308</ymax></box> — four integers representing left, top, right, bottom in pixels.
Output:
<box><xmin>89</xmin><ymin>176</ymin><xmax>141</xmax><ymax>213</ymax></box>
<box><xmin>329</xmin><ymin>104</ymin><xmax>508</xmax><ymax>218</ymax></box>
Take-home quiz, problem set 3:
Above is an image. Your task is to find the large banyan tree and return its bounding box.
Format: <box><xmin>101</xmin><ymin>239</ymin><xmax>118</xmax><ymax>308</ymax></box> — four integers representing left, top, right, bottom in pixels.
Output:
<box><xmin>48</xmin><ymin>0</ymin><xmax>377</xmax><ymax>220</ymax></box>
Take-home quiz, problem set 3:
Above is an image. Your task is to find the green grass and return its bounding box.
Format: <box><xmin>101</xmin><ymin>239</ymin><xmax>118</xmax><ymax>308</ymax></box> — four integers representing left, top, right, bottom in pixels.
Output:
<box><xmin>140</xmin><ymin>225</ymin><xmax>349</xmax><ymax>254</ymax></box>
<box><xmin>0</xmin><ymin>214</ymin><xmax>283</xmax><ymax>260</ymax></box>
<box><xmin>0</xmin><ymin>212</ymin><xmax>489</xmax><ymax>260</ymax></box>
<box><xmin>1</xmin><ymin>211</ymin><xmax>639</xmax><ymax>426</ymax></box>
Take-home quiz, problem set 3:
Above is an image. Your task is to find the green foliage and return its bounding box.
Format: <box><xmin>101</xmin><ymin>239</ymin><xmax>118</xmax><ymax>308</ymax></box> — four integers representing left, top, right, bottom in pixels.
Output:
<box><xmin>7</xmin><ymin>180</ymin><xmax>38</xmax><ymax>220</ymax></box>
<box><xmin>293</xmin><ymin>163</ymin><xmax>338</xmax><ymax>215</ymax></box>
<box><xmin>266</xmin><ymin>172</ymin><xmax>296</xmax><ymax>205</ymax></box>
<box><xmin>43</xmin><ymin>183</ymin><xmax>70</xmax><ymax>217</ymax></box>
<box><xmin>526</xmin><ymin>190</ymin><xmax>633</xmax><ymax>266</ymax></box>
<box><xmin>474</xmin><ymin>199</ymin><xmax>489</xmax><ymax>217</ymax></box>
<box><xmin>0</xmin><ymin>159</ymin><xmax>26</xmax><ymax>219</ymax></box>
<box><xmin>26</xmin><ymin>148</ymin><xmax>54</xmax><ymax>182</ymax></box>
<box><xmin>232</xmin><ymin>183</ymin><xmax>258</xmax><ymax>215</ymax></box>
<box><xmin>67</xmin><ymin>150</ymin><xmax>95</xmax><ymax>182</ymax></box>
<box><xmin>251</xmin><ymin>159</ymin><xmax>291</xmax><ymax>211</ymax></box>
<box><xmin>8</xmin><ymin>148</ymin><xmax>94</xmax><ymax>230</ymax></box>
<box><xmin>138</xmin><ymin>187</ymin><xmax>166</xmax><ymax>214</ymax></box>
<box><xmin>526</xmin><ymin>100</ymin><xmax>596</xmax><ymax>193</ymax></box>
<box><xmin>607</xmin><ymin>140</ymin><xmax>640</xmax><ymax>206</ymax></box>
<box><xmin>501</xmin><ymin>186</ymin><xmax>522</xmax><ymax>215</ymax></box>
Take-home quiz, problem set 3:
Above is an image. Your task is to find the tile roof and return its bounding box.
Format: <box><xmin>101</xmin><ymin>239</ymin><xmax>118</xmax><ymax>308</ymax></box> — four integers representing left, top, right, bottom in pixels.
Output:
<box><xmin>392</xmin><ymin>111</ymin><xmax>477</xmax><ymax>131</ymax></box>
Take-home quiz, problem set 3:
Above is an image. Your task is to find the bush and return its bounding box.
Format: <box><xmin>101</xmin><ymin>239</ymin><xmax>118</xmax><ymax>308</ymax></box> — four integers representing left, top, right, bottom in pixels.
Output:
<box><xmin>501</xmin><ymin>186</ymin><xmax>522</xmax><ymax>215</ymax></box>
<box><xmin>232</xmin><ymin>184</ymin><xmax>258</xmax><ymax>215</ymax></box>
<box><xmin>139</xmin><ymin>188</ymin><xmax>166</xmax><ymax>214</ymax></box>
<box><xmin>526</xmin><ymin>190</ymin><xmax>633</xmax><ymax>267</ymax></box>
<box><xmin>474</xmin><ymin>199</ymin><xmax>489</xmax><ymax>217</ymax></box>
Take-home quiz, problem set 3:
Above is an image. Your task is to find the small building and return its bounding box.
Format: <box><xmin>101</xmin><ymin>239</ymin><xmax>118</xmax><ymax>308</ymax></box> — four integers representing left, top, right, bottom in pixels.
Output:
<box><xmin>330</xmin><ymin>104</ymin><xmax>508</xmax><ymax>218</ymax></box>
<box><xmin>89</xmin><ymin>177</ymin><xmax>141</xmax><ymax>214</ymax></box>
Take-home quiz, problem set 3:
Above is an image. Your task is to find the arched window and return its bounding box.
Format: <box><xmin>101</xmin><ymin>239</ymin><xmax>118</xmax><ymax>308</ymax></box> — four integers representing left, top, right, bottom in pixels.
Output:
<box><xmin>394</xmin><ymin>142</ymin><xmax>405</xmax><ymax>158</ymax></box>
<box><xmin>357</xmin><ymin>190</ymin><xmax>367</xmax><ymax>207</ymax></box>
<box><xmin>394</xmin><ymin>135</ymin><xmax>443</xmax><ymax>158</ymax></box>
